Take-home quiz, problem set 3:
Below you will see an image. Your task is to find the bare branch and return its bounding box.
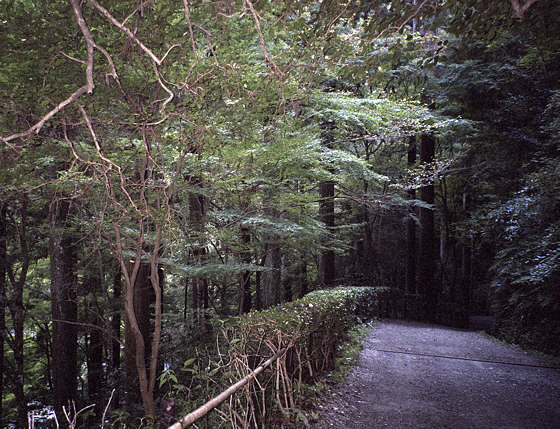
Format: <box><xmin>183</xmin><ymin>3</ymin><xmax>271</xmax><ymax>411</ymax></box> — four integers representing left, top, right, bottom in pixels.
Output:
<box><xmin>183</xmin><ymin>0</ymin><xmax>198</xmax><ymax>60</ymax></box>
<box><xmin>1</xmin><ymin>0</ymin><xmax>96</xmax><ymax>145</ymax></box>
<box><xmin>244</xmin><ymin>0</ymin><xmax>284</xmax><ymax>78</ymax></box>
<box><xmin>87</xmin><ymin>0</ymin><xmax>163</xmax><ymax>65</ymax></box>
<box><xmin>510</xmin><ymin>0</ymin><xmax>540</xmax><ymax>18</ymax></box>
<box><xmin>69</xmin><ymin>0</ymin><xmax>95</xmax><ymax>93</ymax></box>
<box><xmin>150</xmin><ymin>62</ymin><xmax>175</xmax><ymax>114</ymax></box>
<box><xmin>56</xmin><ymin>48</ymin><xmax>86</xmax><ymax>65</ymax></box>
<box><xmin>101</xmin><ymin>389</ymin><xmax>115</xmax><ymax>429</ymax></box>
<box><xmin>1</xmin><ymin>85</ymin><xmax>89</xmax><ymax>144</ymax></box>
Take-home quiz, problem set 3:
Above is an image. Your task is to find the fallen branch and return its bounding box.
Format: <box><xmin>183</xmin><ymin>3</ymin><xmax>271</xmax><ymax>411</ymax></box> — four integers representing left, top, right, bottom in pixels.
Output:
<box><xmin>168</xmin><ymin>347</ymin><xmax>288</xmax><ymax>429</ymax></box>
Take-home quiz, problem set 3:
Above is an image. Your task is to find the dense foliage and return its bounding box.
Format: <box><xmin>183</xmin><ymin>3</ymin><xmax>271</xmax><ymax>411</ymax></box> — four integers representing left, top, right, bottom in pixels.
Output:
<box><xmin>1</xmin><ymin>0</ymin><xmax>559</xmax><ymax>427</ymax></box>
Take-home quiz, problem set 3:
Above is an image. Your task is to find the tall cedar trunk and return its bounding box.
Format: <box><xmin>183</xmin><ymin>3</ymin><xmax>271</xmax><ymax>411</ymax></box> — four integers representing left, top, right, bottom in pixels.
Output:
<box><xmin>112</xmin><ymin>266</ymin><xmax>122</xmax><ymax>371</ymax></box>
<box><xmin>111</xmin><ymin>265</ymin><xmax>122</xmax><ymax>407</ymax></box>
<box><xmin>361</xmin><ymin>145</ymin><xmax>374</xmax><ymax>285</ymax></box>
<box><xmin>418</xmin><ymin>134</ymin><xmax>437</xmax><ymax>322</ymax></box>
<box><xmin>189</xmin><ymin>183</ymin><xmax>208</xmax><ymax>324</ymax></box>
<box><xmin>363</xmin><ymin>184</ymin><xmax>375</xmax><ymax>284</ymax></box>
<box><xmin>124</xmin><ymin>262</ymin><xmax>152</xmax><ymax>406</ymax></box>
<box><xmin>298</xmin><ymin>260</ymin><xmax>308</xmax><ymax>298</ymax></box>
<box><xmin>319</xmin><ymin>119</ymin><xmax>336</xmax><ymax>287</ymax></box>
<box><xmin>460</xmin><ymin>192</ymin><xmax>472</xmax><ymax>327</ymax></box>
<box><xmin>0</xmin><ymin>204</ymin><xmax>6</xmax><ymax>426</ymax></box>
<box><xmin>262</xmin><ymin>242</ymin><xmax>282</xmax><ymax>309</ymax></box>
<box><xmin>406</xmin><ymin>138</ymin><xmax>417</xmax><ymax>295</ymax></box>
<box><xmin>12</xmin><ymin>265</ymin><xmax>27</xmax><ymax>428</ymax></box>
<box><xmin>5</xmin><ymin>201</ymin><xmax>30</xmax><ymax>428</ymax></box>
<box><xmin>319</xmin><ymin>180</ymin><xmax>336</xmax><ymax>287</ymax></box>
<box><xmin>85</xmin><ymin>275</ymin><xmax>104</xmax><ymax>415</ymax></box>
<box><xmin>283</xmin><ymin>255</ymin><xmax>292</xmax><ymax>302</ymax></box>
<box><xmin>255</xmin><ymin>270</ymin><xmax>262</xmax><ymax>311</ymax></box>
<box><xmin>239</xmin><ymin>225</ymin><xmax>252</xmax><ymax>314</ymax></box>
<box><xmin>50</xmin><ymin>201</ymin><xmax>78</xmax><ymax>418</ymax></box>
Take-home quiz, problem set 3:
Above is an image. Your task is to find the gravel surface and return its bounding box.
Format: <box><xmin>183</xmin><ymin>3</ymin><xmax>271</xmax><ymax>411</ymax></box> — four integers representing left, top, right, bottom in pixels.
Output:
<box><xmin>311</xmin><ymin>319</ymin><xmax>560</xmax><ymax>429</ymax></box>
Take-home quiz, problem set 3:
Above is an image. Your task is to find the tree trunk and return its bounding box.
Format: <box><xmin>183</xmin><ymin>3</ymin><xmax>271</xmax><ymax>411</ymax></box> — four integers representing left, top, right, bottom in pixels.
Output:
<box><xmin>108</xmin><ymin>265</ymin><xmax>122</xmax><ymax>408</ymax></box>
<box><xmin>298</xmin><ymin>260</ymin><xmax>308</xmax><ymax>298</ymax></box>
<box><xmin>189</xmin><ymin>184</ymin><xmax>208</xmax><ymax>324</ymax></box>
<box><xmin>283</xmin><ymin>256</ymin><xmax>292</xmax><ymax>302</ymax></box>
<box><xmin>418</xmin><ymin>134</ymin><xmax>437</xmax><ymax>322</ymax></box>
<box><xmin>112</xmin><ymin>266</ymin><xmax>122</xmax><ymax>372</ymax></box>
<box><xmin>255</xmin><ymin>270</ymin><xmax>262</xmax><ymax>311</ymax></box>
<box><xmin>262</xmin><ymin>242</ymin><xmax>282</xmax><ymax>309</ymax></box>
<box><xmin>459</xmin><ymin>192</ymin><xmax>472</xmax><ymax>327</ymax></box>
<box><xmin>239</xmin><ymin>225</ymin><xmax>252</xmax><ymax>314</ymax></box>
<box><xmin>84</xmin><ymin>275</ymin><xmax>104</xmax><ymax>415</ymax></box>
<box><xmin>12</xmin><ymin>282</ymin><xmax>26</xmax><ymax>429</ymax></box>
<box><xmin>319</xmin><ymin>180</ymin><xmax>336</xmax><ymax>287</ymax></box>
<box><xmin>124</xmin><ymin>262</ymin><xmax>152</xmax><ymax>406</ymax></box>
<box><xmin>4</xmin><ymin>201</ymin><xmax>31</xmax><ymax>428</ymax></box>
<box><xmin>405</xmin><ymin>137</ymin><xmax>417</xmax><ymax>295</ymax></box>
<box><xmin>318</xmin><ymin>118</ymin><xmax>336</xmax><ymax>288</ymax></box>
<box><xmin>50</xmin><ymin>200</ymin><xmax>78</xmax><ymax>419</ymax></box>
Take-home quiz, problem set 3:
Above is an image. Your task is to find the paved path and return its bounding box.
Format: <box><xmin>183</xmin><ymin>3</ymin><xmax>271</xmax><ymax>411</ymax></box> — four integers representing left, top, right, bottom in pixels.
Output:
<box><xmin>312</xmin><ymin>320</ymin><xmax>560</xmax><ymax>429</ymax></box>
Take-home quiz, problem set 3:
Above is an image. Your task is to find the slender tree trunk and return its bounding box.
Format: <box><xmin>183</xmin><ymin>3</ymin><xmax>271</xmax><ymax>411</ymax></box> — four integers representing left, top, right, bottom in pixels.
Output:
<box><xmin>239</xmin><ymin>225</ymin><xmax>252</xmax><ymax>314</ymax></box>
<box><xmin>112</xmin><ymin>266</ymin><xmax>122</xmax><ymax>372</ymax></box>
<box><xmin>189</xmin><ymin>182</ymin><xmax>208</xmax><ymax>324</ymax></box>
<box><xmin>84</xmin><ymin>275</ymin><xmax>104</xmax><ymax>415</ymax></box>
<box><xmin>459</xmin><ymin>192</ymin><xmax>472</xmax><ymax>327</ymax></box>
<box><xmin>405</xmin><ymin>137</ymin><xmax>417</xmax><ymax>295</ymax></box>
<box><xmin>298</xmin><ymin>260</ymin><xmax>308</xmax><ymax>298</ymax></box>
<box><xmin>50</xmin><ymin>200</ymin><xmax>78</xmax><ymax>419</ymax></box>
<box><xmin>124</xmin><ymin>262</ymin><xmax>152</xmax><ymax>406</ymax></box>
<box><xmin>255</xmin><ymin>270</ymin><xmax>262</xmax><ymax>311</ymax></box>
<box><xmin>363</xmin><ymin>186</ymin><xmax>375</xmax><ymax>284</ymax></box>
<box><xmin>283</xmin><ymin>255</ymin><xmax>292</xmax><ymax>302</ymax></box>
<box><xmin>319</xmin><ymin>180</ymin><xmax>336</xmax><ymax>287</ymax></box>
<box><xmin>12</xmin><ymin>283</ymin><xmax>26</xmax><ymax>429</ymax></box>
<box><xmin>120</xmin><ymin>252</ymin><xmax>156</xmax><ymax>417</ymax></box>
<box><xmin>108</xmin><ymin>265</ymin><xmax>122</xmax><ymax>409</ymax></box>
<box><xmin>418</xmin><ymin>134</ymin><xmax>437</xmax><ymax>322</ymax></box>
<box><xmin>5</xmin><ymin>201</ymin><xmax>30</xmax><ymax>428</ymax></box>
<box><xmin>239</xmin><ymin>271</ymin><xmax>252</xmax><ymax>314</ymax></box>
<box><xmin>319</xmin><ymin>119</ymin><xmax>336</xmax><ymax>288</ymax></box>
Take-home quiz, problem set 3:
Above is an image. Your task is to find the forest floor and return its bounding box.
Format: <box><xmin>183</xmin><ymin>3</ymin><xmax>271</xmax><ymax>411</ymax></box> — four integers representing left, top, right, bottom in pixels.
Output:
<box><xmin>310</xmin><ymin>319</ymin><xmax>560</xmax><ymax>429</ymax></box>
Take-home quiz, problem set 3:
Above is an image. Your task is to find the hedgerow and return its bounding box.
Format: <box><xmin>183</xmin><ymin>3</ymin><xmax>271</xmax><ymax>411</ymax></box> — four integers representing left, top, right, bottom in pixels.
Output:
<box><xmin>219</xmin><ymin>286</ymin><xmax>393</xmax><ymax>428</ymax></box>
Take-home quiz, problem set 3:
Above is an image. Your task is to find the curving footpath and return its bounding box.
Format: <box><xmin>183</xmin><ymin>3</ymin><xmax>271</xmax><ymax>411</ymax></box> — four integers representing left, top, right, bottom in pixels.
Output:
<box><xmin>312</xmin><ymin>319</ymin><xmax>560</xmax><ymax>429</ymax></box>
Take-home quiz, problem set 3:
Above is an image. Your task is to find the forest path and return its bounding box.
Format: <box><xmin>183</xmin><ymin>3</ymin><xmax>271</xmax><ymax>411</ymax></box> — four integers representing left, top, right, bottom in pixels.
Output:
<box><xmin>311</xmin><ymin>319</ymin><xmax>560</xmax><ymax>429</ymax></box>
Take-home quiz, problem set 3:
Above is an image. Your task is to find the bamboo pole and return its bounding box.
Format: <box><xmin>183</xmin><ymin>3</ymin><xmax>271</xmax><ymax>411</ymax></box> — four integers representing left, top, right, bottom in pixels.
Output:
<box><xmin>168</xmin><ymin>347</ymin><xmax>287</xmax><ymax>429</ymax></box>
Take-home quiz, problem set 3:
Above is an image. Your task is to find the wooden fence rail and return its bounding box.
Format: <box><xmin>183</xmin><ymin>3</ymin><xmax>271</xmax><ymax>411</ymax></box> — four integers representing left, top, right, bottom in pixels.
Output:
<box><xmin>168</xmin><ymin>347</ymin><xmax>288</xmax><ymax>429</ymax></box>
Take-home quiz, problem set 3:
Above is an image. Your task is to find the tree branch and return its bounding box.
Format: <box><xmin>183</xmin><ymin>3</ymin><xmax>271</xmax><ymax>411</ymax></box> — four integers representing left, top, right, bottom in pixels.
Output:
<box><xmin>1</xmin><ymin>0</ymin><xmax>95</xmax><ymax>145</ymax></box>
<box><xmin>510</xmin><ymin>0</ymin><xmax>540</xmax><ymax>18</ymax></box>
<box><xmin>244</xmin><ymin>0</ymin><xmax>284</xmax><ymax>78</ymax></box>
<box><xmin>69</xmin><ymin>0</ymin><xmax>95</xmax><ymax>93</ymax></box>
<box><xmin>86</xmin><ymin>0</ymin><xmax>163</xmax><ymax>65</ymax></box>
<box><xmin>1</xmin><ymin>85</ymin><xmax>90</xmax><ymax>144</ymax></box>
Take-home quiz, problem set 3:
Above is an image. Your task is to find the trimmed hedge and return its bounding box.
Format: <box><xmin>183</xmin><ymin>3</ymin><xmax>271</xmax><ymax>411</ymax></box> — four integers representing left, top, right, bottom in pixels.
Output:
<box><xmin>221</xmin><ymin>286</ymin><xmax>394</xmax><ymax>428</ymax></box>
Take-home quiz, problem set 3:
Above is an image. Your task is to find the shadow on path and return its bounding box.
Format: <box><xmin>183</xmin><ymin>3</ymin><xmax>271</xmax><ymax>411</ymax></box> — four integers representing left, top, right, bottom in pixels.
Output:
<box><xmin>312</xmin><ymin>320</ymin><xmax>560</xmax><ymax>429</ymax></box>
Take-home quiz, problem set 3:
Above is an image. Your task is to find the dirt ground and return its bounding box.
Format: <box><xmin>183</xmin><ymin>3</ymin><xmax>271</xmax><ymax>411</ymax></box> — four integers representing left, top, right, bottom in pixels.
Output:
<box><xmin>311</xmin><ymin>319</ymin><xmax>560</xmax><ymax>429</ymax></box>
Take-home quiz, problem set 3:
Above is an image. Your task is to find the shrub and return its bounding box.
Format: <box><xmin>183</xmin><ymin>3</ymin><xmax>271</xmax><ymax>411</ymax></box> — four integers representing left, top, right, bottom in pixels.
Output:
<box><xmin>221</xmin><ymin>286</ymin><xmax>392</xmax><ymax>428</ymax></box>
